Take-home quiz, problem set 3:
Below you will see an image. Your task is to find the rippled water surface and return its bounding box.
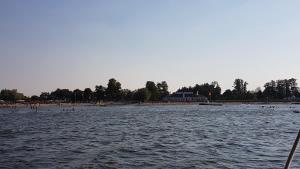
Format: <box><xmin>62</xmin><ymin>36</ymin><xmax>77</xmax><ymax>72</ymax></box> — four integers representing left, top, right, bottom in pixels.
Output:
<box><xmin>1</xmin><ymin>104</ymin><xmax>300</xmax><ymax>169</ymax></box>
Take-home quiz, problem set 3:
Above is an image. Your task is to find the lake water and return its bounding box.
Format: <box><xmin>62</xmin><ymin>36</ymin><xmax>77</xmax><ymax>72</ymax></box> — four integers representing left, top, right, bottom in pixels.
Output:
<box><xmin>1</xmin><ymin>104</ymin><xmax>300</xmax><ymax>169</ymax></box>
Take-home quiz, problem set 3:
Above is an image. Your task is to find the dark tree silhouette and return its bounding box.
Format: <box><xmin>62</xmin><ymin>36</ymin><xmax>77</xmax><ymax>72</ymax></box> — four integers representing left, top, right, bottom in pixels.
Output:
<box><xmin>146</xmin><ymin>81</ymin><xmax>159</xmax><ymax>101</ymax></box>
<box><xmin>83</xmin><ymin>88</ymin><xmax>93</xmax><ymax>102</ymax></box>
<box><xmin>106</xmin><ymin>78</ymin><xmax>122</xmax><ymax>101</ymax></box>
<box><xmin>95</xmin><ymin>85</ymin><xmax>106</xmax><ymax>101</ymax></box>
<box><xmin>133</xmin><ymin>88</ymin><xmax>150</xmax><ymax>102</ymax></box>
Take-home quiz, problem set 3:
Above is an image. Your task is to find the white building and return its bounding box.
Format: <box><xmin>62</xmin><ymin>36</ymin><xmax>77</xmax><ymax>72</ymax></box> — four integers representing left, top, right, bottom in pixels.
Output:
<box><xmin>164</xmin><ymin>92</ymin><xmax>208</xmax><ymax>102</ymax></box>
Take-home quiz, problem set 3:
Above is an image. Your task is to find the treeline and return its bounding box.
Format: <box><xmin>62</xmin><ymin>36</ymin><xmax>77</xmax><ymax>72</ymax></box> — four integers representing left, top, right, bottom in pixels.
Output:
<box><xmin>36</xmin><ymin>78</ymin><xmax>169</xmax><ymax>103</ymax></box>
<box><xmin>1</xmin><ymin>78</ymin><xmax>300</xmax><ymax>103</ymax></box>
<box><xmin>222</xmin><ymin>78</ymin><xmax>300</xmax><ymax>101</ymax></box>
<box><xmin>175</xmin><ymin>81</ymin><xmax>221</xmax><ymax>100</ymax></box>
<box><xmin>176</xmin><ymin>78</ymin><xmax>300</xmax><ymax>101</ymax></box>
<box><xmin>0</xmin><ymin>89</ymin><xmax>26</xmax><ymax>102</ymax></box>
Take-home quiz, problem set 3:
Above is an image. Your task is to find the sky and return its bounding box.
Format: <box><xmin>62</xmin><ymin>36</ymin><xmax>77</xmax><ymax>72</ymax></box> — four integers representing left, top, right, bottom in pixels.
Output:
<box><xmin>1</xmin><ymin>0</ymin><xmax>300</xmax><ymax>96</ymax></box>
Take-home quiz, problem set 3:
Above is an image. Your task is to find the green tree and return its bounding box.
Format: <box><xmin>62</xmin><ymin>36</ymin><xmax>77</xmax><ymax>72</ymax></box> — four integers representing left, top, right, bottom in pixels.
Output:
<box><xmin>245</xmin><ymin>91</ymin><xmax>255</xmax><ymax>100</ymax></box>
<box><xmin>146</xmin><ymin>81</ymin><xmax>159</xmax><ymax>101</ymax></box>
<box><xmin>120</xmin><ymin>89</ymin><xmax>133</xmax><ymax>101</ymax></box>
<box><xmin>289</xmin><ymin>78</ymin><xmax>299</xmax><ymax>96</ymax></box>
<box><xmin>50</xmin><ymin>88</ymin><xmax>72</xmax><ymax>101</ymax></box>
<box><xmin>255</xmin><ymin>87</ymin><xmax>263</xmax><ymax>100</ymax></box>
<box><xmin>83</xmin><ymin>88</ymin><xmax>93</xmax><ymax>102</ymax></box>
<box><xmin>177</xmin><ymin>86</ymin><xmax>193</xmax><ymax>92</ymax></box>
<box><xmin>133</xmin><ymin>88</ymin><xmax>150</xmax><ymax>102</ymax></box>
<box><xmin>276</xmin><ymin>80</ymin><xmax>286</xmax><ymax>99</ymax></box>
<box><xmin>157</xmin><ymin>81</ymin><xmax>169</xmax><ymax>99</ymax></box>
<box><xmin>40</xmin><ymin>92</ymin><xmax>50</xmax><ymax>102</ymax></box>
<box><xmin>0</xmin><ymin>89</ymin><xmax>25</xmax><ymax>102</ymax></box>
<box><xmin>222</xmin><ymin>89</ymin><xmax>233</xmax><ymax>99</ymax></box>
<box><xmin>263</xmin><ymin>80</ymin><xmax>277</xmax><ymax>99</ymax></box>
<box><xmin>73</xmin><ymin>89</ymin><xmax>83</xmax><ymax>102</ymax></box>
<box><xmin>95</xmin><ymin>85</ymin><xmax>106</xmax><ymax>101</ymax></box>
<box><xmin>106</xmin><ymin>78</ymin><xmax>122</xmax><ymax>101</ymax></box>
<box><xmin>262</xmin><ymin>78</ymin><xmax>299</xmax><ymax>100</ymax></box>
<box><xmin>31</xmin><ymin>95</ymin><xmax>40</xmax><ymax>101</ymax></box>
<box><xmin>233</xmin><ymin>78</ymin><xmax>248</xmax><ymax>99</ymax></box>
<box><xmin>211</xmin><ymin>81</ymin><xmax>222</xmax><ymax>100</ymax></box>
<box><xmin>186</xmin><ymin>81</ymin><xmax>222</xmax><ymax>100</ymax></box>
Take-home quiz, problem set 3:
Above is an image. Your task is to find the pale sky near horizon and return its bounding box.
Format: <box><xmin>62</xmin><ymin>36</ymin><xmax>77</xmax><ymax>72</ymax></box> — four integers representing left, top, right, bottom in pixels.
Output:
<box><xmin>1</xmin><ymin>0</ymin><xmax>300</xmax><ymax>96</ymax></box>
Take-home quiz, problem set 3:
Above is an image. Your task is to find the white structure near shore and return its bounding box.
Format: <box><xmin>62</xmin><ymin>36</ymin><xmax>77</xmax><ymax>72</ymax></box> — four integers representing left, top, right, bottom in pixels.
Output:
<box><xmin>164</xmin><ymin>92</ymin><xmax>208</xmax><ymax>102</ymax></box>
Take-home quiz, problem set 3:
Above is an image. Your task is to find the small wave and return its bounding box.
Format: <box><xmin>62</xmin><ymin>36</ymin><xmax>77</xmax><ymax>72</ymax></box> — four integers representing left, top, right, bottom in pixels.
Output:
<box><xmin>118</xmin><ymin>147</ymin><xmax>137</xmax><ymax>154</ymax></box>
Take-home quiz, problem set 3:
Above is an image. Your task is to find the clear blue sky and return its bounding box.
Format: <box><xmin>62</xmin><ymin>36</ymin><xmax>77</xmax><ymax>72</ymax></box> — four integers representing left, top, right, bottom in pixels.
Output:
<box><xmin>1</xmin><ymin>0</ymin><xmax>300</xmax><ymax>96</ymax></box>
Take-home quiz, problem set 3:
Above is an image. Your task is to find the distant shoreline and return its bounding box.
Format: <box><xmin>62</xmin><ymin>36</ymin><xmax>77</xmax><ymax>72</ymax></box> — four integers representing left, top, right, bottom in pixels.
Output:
<box><xmin>1</xmin><ymin>101</ymin><xmax>300</xmax><ymax>109</ymax></box>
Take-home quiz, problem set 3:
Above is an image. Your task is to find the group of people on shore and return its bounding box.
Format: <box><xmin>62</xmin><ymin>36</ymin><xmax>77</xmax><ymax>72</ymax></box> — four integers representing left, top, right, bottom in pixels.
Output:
<box><xmin>0</xmin><ymin>102</ymin><xmax>40</xmax><ymax>111</ymax></box>
<box><xmin>30</xmin><ymin>103</ymin><xmax>40</xmax><ymax>112</ymax></box>
<box><xmin>0</xmin><ymin>103</ymin><xmax>17</xmax><ymax>109</ymax></box>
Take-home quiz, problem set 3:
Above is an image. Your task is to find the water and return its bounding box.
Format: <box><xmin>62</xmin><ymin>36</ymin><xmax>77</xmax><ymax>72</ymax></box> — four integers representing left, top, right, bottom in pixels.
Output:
<box><xmin>1</xmin><ymin>104</ymin><xmax>300</xmax><ymax>169</ymax></box>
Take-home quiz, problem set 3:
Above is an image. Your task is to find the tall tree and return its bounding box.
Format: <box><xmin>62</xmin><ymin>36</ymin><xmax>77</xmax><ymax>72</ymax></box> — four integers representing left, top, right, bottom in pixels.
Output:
<box><xmin>95</xmin><ymin>85</ymin><xmax>106</xmax><ymax>101</ymax></box>
<box><xmin>255</xmin><ymin>87</ymin><xmax>263</xmax><ymax>100</ymax></box>
<box><xmin>133</xmin><ymin>88</ymin><xmax>150</xmax><ymax>102</ymax></box>
<box><xmin>157</xmin><ymin>81</ymin><xmax>169</xmax><ymax>99</ymax></box>
<box><xmin>83</xmin><ymin>88</ymin><xmax>93</xmax><ymax>102</ymax></box>
<box><xmin>106</xmin><ymin>78</ymin><xmax>122</xmax><ymax>101</ymax></box>
<box><xmin>182</xmin><ymin>81</ymin><xmax>222</xmax><ymax>100</ymax></box>
<box><xmin>263</xmin><ymin>80</ymin><xmax>277</xmax><ymax>99</ymax></box>
<box><xmin>146</xmin><ymin>81</ymin><xmax>159</xmax><ymax>101</ymax></box>
<box><xmin>289</xmin><ymin>78</ymin><xmax>298</xmax><ymax>96</ymax></box>
<box><xmin>233</xmin><ymin>78</ymin><xmax>248</xmax><ymax>99</ymax></box>
<box><xmin>0</xmin><ymin>89</ymin><xmax>25</xmax><ymax>101</ymax></box>
<box><xmin>263</xmin><ymin>78</ymin><xmax>299</xmax><ymax>99</ymax></box>
<box><xmin>40</xmin><ymin>92</ymin><xmax>50</xmax><ymax>102</ymax></box>
<box><xmin>50</xmin><ymin>88</ymin><xmax>72</xmax><ymax>101</ymax></box>
<box><xmin>31</xmin><ymin>95</ymin><xmax>39</xmax><ymax>101</ymax></box>
<box><xmin>222</xmin><ymin>89</ymin><xmax>233</xmax><ymax>99</ymax></box>
<box><xmin>73</xmin><ymin>89</ymin><xmax>83</xmax><ymax>102</ymax></box>
<box><xmin>120</xmin><ymin>89</ymin><xmax>133</xmax><ymax>101</ymax></box>
<box><xmin>276</xmin><ymin>80</ymin><xmax>286</xmax><ymax>99</ymax></box>
<box><xmin>211</xmin><ymin>81</ymin><xmax>222</xmax><ymax>99</ymax></box>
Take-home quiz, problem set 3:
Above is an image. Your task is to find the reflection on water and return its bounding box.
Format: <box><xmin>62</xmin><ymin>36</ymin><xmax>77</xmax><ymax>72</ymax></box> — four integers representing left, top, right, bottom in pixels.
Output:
<box><xmin>1</xmin><ymin>104</ymin><xmax>300</xmax><ymax>169</ymax></box>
